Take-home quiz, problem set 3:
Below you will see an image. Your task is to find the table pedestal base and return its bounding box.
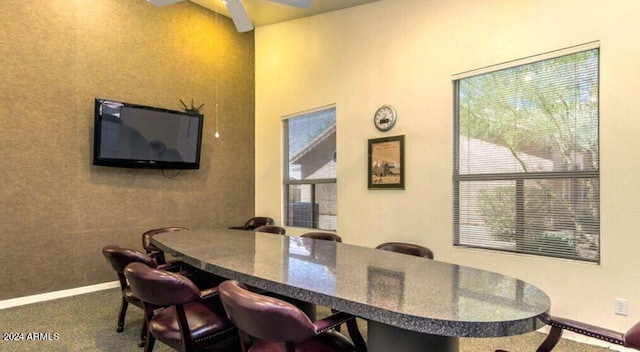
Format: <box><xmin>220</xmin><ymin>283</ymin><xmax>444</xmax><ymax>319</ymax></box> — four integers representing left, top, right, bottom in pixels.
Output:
<box><xmin>367</xmin><ymin>321</ymin><xmax>459</xmax><ymax>352</ymax></box>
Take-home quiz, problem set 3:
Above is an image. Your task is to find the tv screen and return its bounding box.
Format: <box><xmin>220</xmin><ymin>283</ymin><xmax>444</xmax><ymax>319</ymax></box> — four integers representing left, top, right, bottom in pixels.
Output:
<box><xmin>93</xmin><ymin>98</ymin><xmax>203</xmax><ymax>169</ymax></box>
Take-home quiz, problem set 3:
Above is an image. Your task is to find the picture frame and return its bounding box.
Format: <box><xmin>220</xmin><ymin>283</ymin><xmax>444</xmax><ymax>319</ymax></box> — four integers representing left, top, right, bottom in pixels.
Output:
<box><xmin>368</xmin><ymin>135</ymin><xmax>405</xmax><ymax>189</ymax></box>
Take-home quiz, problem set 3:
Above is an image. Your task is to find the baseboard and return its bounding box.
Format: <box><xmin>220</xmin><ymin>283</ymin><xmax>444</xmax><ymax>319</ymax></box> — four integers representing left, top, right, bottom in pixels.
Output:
<box><xmin>0</xmin><ymin>281</ymin><xmax>119</xmax><ymax>310</ymax></box>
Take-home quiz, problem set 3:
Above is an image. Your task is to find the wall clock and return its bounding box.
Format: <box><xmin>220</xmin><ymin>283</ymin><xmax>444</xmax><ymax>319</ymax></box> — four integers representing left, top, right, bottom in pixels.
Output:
<box><xmin>373</xmin><ymin>105</ymin><xmax>397</xmax><ymax>132</ymax></box>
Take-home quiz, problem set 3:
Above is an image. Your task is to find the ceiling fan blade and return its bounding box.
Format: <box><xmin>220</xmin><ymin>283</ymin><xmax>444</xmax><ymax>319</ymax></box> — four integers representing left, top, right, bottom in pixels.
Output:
<box><xmin>268</xmin><ymin>0</ymin><xmax>312</xmax><ymax>9</ymax></box>
<box><xmin>223</xmin><ymin>0</ymin><xmax>254</xmax><ymax>32</ymax></box>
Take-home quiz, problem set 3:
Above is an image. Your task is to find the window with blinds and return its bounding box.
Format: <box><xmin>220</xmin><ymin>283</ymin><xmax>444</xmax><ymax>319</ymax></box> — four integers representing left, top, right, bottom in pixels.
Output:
<box><xmin>453</xmin><ymin>44</ymin><xmax>600</xmax><ymax>262</ymax></box>
<box><xmin>284</xmin><ymin>107</ymin><xmax>337</xmax><ymax>230</ymax></box>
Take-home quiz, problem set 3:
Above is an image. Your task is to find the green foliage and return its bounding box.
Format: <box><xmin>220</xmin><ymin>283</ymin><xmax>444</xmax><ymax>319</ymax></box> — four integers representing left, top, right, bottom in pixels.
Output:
<box><xmin>459</xmin><ymin>49</ymin><xmax>599</xmax><ymax>172</ymax></box>
<box><xmin>477</xmin><ymin>185</ymin><xmax>515</xmax><ymax>242</ymax></box>
<box><xmin>457</xmin><ymin>48</ymin><xmax>600</xmax><ymax>261</ymax></box>
<box><xmin>526</xmin><ymin>232</ymin><xmax>580</xmax><ymax>259</ymax></box>
<box><xmin>475</xmin><ymin>180</ymin><xmax>599</xmax><ymax>259</ymax></box>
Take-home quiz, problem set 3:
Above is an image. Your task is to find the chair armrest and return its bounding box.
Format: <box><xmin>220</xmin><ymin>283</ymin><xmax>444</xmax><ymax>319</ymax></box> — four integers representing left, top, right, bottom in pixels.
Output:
<box><xmin>497</xmin><ymin>316</ymin><xmax>631</xmax><ymax>352</ymax></box>
<box><xmin>549</xmin><ymin>316</ymin><xmax>625</xmax><ymax>346</ymax></box>
<box><xmin>313</xmin><ymin>312</ymin><xmax>367</xmax><ymax>352</ymax></box>
<box><xmin>158</xmin><ymin>263</ymin><xmax>180</xmax><ymax>271</ymax></box>
<box><xmin>313</xmin><ymin>311</ymin><xmax>357</xmax><ymax>334</ymax></box>
<box><xmin>158</xmin><ymin>262</ymin><xmax>188</xmax><ymax>272</ymax></box>
<box><xmin>157</xmin><ymin>262</ymin><xmax>198</xmax><ymax>280</ymax></box>
<box><xmin>228</xmin><ymin>226</ymin><xmax>246</xmax><ymax>230</ymax></box>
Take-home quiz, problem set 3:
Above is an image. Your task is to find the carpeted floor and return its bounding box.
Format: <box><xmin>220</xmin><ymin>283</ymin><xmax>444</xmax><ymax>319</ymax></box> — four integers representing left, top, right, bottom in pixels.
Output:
<box><xmin>0</xmin><ymin>288</ymin><xmax>616</xmax><ymax>351</ymax></box>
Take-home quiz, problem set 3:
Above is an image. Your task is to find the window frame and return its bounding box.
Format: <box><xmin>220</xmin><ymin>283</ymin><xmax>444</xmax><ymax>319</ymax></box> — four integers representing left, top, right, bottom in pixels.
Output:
<box><xmin>283</xmin><ymin>105</ymin><xmax>337</xmax><ymax>231</ymax></box>
<box><xmin>452</xmin><ymin>43</ymin><xmax>600</xmax><ymax>263</ymax></box>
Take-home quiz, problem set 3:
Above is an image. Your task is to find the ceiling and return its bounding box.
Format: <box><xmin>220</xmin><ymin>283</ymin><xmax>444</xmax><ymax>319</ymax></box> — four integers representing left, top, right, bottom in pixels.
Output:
<box><xmin>189</xmin><ymin>0</ymin><xmax>380</xmax><ymax>28</ymax></box>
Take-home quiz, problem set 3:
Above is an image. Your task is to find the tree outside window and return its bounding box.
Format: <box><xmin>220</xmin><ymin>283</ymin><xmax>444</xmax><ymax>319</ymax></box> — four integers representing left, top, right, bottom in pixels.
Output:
<box><xmin>454</xmin><ymin>47</ymin><xmax>599</xmax><ymax>262</ymax></box>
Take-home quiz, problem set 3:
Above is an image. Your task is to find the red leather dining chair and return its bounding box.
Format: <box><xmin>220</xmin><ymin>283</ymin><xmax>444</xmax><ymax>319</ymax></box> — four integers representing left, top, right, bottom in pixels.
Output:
<box><xmin>141</xmin><ymin>227</ymin><xmax>188</xmax><ymax>265</ymax></box>
<box><xmin>124</xmin><ymin>262</ymin><xmax>238</xmax><ymax>352</ymax></box>
<box><xmin>300</xmin><ymin>232</ymin><xmax>342</xmax><ymax>312</ymax></box>
<box><xmin>218</xmin><ymin>279</ymin><xmax>366</xmax><ymax>352</ymax></box>
<box><xmin>142</xmin><ymin>227</ymin><xmax>225</xmax><ymax>288</ymax></box>
<box><xmin>301</xmin><ymin>231</ymin><xmax>343</xmax><ymax>242</ymax></box>
<box><xmin>253</xmin><ymin>225</ymin><xmax>286</xmax><ymax>235</ymax></box>
<box><xmin>229</xmin><ymin>217</ymin><xmax>275</xmax><ymax>231</ymax></box>
<box><xmin>497</xmin><ymin>316</ymin><xmax>640</xmax><ymax>352</ymax></box>
<box><xmin>375</xmin><ymin>242</ymin><xmax>434</xmax><ymax>259</ymax></box>
<box><xmin>102</xmin><ymin>245</ymin><xmax>189</xmax><ymax>347</ymax></box>
<box><xmin>300</xmin><ymin>231</ymin><xmax>365</xmax><ymax>346</ymax></box>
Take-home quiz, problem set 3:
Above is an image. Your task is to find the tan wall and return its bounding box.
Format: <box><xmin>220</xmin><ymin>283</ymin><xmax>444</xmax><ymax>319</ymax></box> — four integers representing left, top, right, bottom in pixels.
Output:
<box><xmin>255</xmin><ymin>0</ymin><xmax>640</xmax><ymax>334</ymax></box>
<box><xmin>0</xmin><ymin>0</ymin><xmax>255</xmax><ymax>300</ymax></box>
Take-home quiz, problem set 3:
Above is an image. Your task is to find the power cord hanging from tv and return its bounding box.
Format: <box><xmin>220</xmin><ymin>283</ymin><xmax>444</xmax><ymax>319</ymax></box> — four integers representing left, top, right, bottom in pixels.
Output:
<box><xmin>155</xmin><ymin>99</ymin><xmax>201</xmax><ymax>179</ymax></box>
<box><xmin>214</xmin><ymin>10</ymin><xmax>221</xmax><ymax>139</ymax></box>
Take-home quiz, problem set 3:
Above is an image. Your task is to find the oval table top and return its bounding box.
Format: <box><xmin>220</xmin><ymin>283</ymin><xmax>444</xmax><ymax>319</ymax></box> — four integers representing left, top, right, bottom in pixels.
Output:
<box><xmin>152</xmin><ymin>228</ymin><xmax>550</xmax><ymax>338</ymax></box>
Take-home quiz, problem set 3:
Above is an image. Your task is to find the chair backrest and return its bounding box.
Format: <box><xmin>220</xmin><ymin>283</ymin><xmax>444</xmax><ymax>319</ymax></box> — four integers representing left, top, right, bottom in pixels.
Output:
<box><xmin>103</xmin><ymin>245</ymin><xmax>158</xmax><ymax>273</ymax></box>
<box><xmin>375</xmin><ymin>242</ymin><xmax>434</xmax><ymax>259</ymax></box>
<box><xmin>218</xmin><ymin>280</ymin><xmax>316</xmax><ymax>342</ymax></box>
<box><xmin>124</xmin><ymin>262</ymin><xmax>201</xmax><ymax>307</ymax></box>
<box><xmin>301</xmin><ymin>232</ymin><xmax>342</xmax><ymax>242</ymax></box>
<box><xmin>141</xmin><ymin>226</ymin><xmax>188</xmax><ymax>252</ymax></box>
<box><xmin>243</xmin><ymin>217</ymin><xmax>275</xmax><ymax>230</ymax></box>
<box><xmin>254</xmin><ymin>225</ymin><xmax>286</xmax><ymax>235</ymax></box>
<box><xmin>626</xmin><ymin>321</ymin><xmax>640</xmax><ymax>349</ymax></box>
<box><xmin>102</xmin><ymin>245</ymin><xmax>159</xmax><ymax>291</ymax></box>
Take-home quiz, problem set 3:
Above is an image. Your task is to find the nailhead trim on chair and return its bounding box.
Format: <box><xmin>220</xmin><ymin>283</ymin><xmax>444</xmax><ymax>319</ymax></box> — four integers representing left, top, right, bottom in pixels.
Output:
<box><xmin>162</xmin><ymin>326</ymin><xmax>235</xmax><ymax>346</ymax></box>
<box><xmin>200</xmin><ymin>292</ymin><xmax>218</xmax><ymax>300</ymax></box>
<box><xmin>315</xmin><ymin>313</ymin><xmax>355</xmax><ymax>334</ymax></box>
<box><xmin>549</xmin><ymin>321</ymin><xmax>624</xmax><ymax>346</ymax></box>
<box><xmin>194</xmin><ymin>327</ymin><xmax>237</xmax><ymax>342</ymax></box>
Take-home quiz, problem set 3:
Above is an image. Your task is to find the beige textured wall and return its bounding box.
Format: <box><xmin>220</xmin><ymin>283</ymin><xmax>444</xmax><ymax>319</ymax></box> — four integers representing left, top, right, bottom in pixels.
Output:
<box><xmin>0</xmin><ymin>0</ymin><xmax>255</xmax><ymax>300</ymax></box>
<box><xmin>256</xmin><ymin>0</ymin><xmax>640</xmax><ymax>334</ymax></box>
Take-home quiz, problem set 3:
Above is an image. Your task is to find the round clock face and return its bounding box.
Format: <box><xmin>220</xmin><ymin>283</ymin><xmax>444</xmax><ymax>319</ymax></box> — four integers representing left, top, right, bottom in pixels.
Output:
<box><xmin>374</xmin><ymin>105</ymin><xmax>397</xmax><ymax>131</ymax></box>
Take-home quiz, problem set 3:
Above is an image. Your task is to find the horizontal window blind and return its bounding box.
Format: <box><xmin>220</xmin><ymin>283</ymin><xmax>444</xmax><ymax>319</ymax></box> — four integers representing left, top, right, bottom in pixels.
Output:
<box><xmin>284</xmin><ymin>106</ymin><xmax>337</xmax><ymax>231</ymax></box>
<box><xmin>286</xmin><ymin>107</ymin><xmax>337</xmax><ymax>181</ymax></box>
<box><xmin>452</xmin><ymin>41</ymin><xmax>600</xmax><ymax>81</ymax></box>
<box><xmin>453</xmin><ymin>45</ymin><xmax>600</xmax><ymax>262</ymax></box>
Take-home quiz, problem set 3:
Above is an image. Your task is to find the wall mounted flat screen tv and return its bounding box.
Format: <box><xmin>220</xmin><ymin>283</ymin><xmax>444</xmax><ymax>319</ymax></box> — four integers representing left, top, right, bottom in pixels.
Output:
<box><xmin>93</xmin><ymin>98</ymin><xmax>203</xmax><ymax>169</ymax></box>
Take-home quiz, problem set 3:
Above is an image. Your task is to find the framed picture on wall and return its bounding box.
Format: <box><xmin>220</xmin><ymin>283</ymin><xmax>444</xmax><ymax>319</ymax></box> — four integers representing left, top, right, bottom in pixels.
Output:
<box><xmin>368</xmin><ymin>135</ymin><xmax>405</xmax><ymax>189</ymax></box>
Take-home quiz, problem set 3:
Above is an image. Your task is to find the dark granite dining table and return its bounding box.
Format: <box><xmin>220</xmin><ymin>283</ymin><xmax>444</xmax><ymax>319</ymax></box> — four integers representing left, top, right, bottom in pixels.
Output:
<box><xmin>152</xmin><ymin>228</ymin><xmax>550</xmax><ymax>352</ymax></box>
